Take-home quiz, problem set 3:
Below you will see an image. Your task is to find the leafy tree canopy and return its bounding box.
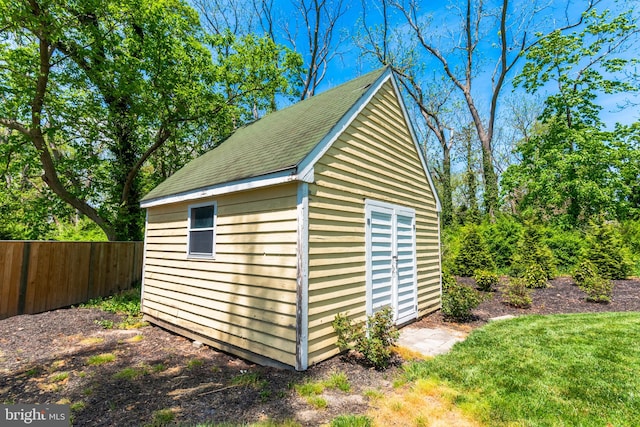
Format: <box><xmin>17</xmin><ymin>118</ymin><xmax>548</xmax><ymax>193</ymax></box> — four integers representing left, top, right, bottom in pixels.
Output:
<box><xmin>0</xmin><ymin>0</ymin><xmax>302</xmax><ymax>240</ymax></box>
<box><xmin>504</xmin><ymin>7</ymin><xmax>640</xmax><ymax>226</ymax></box>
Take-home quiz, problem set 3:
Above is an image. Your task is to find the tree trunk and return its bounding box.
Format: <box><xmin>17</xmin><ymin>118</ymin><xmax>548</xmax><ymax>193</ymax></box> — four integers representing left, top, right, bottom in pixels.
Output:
<box><xmin>481</xmin><ymin>142</ymin><xmax>499</xmax><ymax>217</ymax></box>
<box><xmin>441</xmin><ymin>144</ymin><xmax>453</xmax><ymax>226</ymax></box>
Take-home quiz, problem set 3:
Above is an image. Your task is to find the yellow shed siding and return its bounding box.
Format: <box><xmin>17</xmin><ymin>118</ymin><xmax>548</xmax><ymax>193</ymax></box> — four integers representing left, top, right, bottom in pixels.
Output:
<box><xmin>306</xmin><ymin>80</ymin><xmax>441</xmax><ymax>366</ymax></box>
<box><xmin>142</xmin><ymin>183</ymin><xmax>299</xmax><ymax>367</ymax></box>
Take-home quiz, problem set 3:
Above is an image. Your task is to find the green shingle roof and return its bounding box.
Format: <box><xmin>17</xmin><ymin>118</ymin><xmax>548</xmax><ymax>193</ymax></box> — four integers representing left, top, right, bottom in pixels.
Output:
<box><xmin>141</xmin><ymin>67</ymin><xmax>389</xmax><ymax>203</ymax></box>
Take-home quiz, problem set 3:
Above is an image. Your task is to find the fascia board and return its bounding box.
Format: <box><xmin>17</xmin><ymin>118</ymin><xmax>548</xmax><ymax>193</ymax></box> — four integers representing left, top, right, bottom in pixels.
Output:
<box><xmin>139</xmin><ymin>167</ymin><xmax>310</xmax><ymax>208</ymax></box>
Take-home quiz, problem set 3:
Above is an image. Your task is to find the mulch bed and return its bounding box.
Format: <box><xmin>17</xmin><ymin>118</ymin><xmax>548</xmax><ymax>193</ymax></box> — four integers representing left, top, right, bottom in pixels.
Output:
<box><xmin>0</xmin><ymin>277</ymin><xmax>638</xmax><ymax>426</ymax></box>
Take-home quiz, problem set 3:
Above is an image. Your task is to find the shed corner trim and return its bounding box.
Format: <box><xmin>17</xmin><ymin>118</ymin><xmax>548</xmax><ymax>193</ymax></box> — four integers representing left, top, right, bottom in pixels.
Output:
<box><xmin>295</xmin><ymin>182</ymin><xmax>309</xmax><ymax>371</ymax></box>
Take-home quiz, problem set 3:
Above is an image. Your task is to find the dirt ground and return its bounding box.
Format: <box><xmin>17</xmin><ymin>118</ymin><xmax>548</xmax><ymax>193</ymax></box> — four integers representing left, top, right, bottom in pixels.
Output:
<box><xmin>1</xmin><ymin>277</ymin><xmax>639</xmax><ymax>426</ymax></box>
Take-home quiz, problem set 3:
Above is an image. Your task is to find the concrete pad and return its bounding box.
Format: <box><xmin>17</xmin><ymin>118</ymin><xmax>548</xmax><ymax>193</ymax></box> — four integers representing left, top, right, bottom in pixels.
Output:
<box><xmin>489</xmin><ymin>315</ymin><xmax>516</xmax><ymax>322</ymax></box>
<box><xmin>397</xmin><ymin>326</ymin><xmax>468</xmax><ymax>357</ymax></box>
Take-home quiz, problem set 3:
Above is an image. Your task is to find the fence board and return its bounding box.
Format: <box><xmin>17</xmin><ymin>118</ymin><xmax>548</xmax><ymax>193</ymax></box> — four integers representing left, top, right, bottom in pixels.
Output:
<box><xmin>0</xmin><ymin>241</ymin><xmax>143</xmax><ymax>320</ymax></box>
<box><xmin>0</xmin><ymin>242</ymin><xmax>23</xmax><ymax>318</ymax></box>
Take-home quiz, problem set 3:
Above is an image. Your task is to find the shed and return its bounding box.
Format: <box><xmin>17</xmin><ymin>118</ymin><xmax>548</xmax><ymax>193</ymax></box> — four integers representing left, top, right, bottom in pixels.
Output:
<box><xmin>139</xmin><ymin>67</ymin><xmax>442</xmax><ymax>370</ymax></box>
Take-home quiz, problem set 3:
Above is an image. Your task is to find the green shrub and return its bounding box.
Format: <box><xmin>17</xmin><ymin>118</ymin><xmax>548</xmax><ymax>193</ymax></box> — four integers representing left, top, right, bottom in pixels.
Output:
<box><xmin>582</xmin><ymin>221</ymin><xmax>633</xmax><ymax>279</ymax></box>
<box><xmin>452</xmin><ymin>225</ymin><xmax>495</xmax><ymax>277</ymax></box>
<box><xmin>524</xmin><ymin>263</ymin><xmax>548</xmax><ymax>289</ymax></box>
<box><xmin>620</xmin><ymin>219</ymin><xmax>640</xmax><ymax>254</ymax></box>
<box><xmin>441</xmin><ymin>281</ymin><xmax>483</xmax><ymax>322</ymax></box>
<box><xmin>502</xmin><ymin>277</ymin><xmax>532</xmax><ymax>308</ymax></box>
<box><xmin>573</xmin><ymin>260</ymin><xmax>599</xmax><ymax>287</ymax></box>
<box><xmin>474</xmin><ymin>270</ymin><xmax>499</xmax><ymax>292</ymax></box>
<box><xmin>480</xmin><ymin>214</ymin><xmax>523</xmax><ymax>271</ymax></box>
<box><xmin>441</xmin><ymin>226</ymin><xmax>462</xmax><ymax>273</ymax></box>
<box><xmin>510</xmin><ymin>223</ymin><xmax>557</xmax><ymax>279</ymax></box>
<box><xmin>573</xmin><ymin>258</ymin><xmax>614</xmax><ymax>303</ymax></box>
<box><xmin>544</xmin><ymin>227</ymin><xmax>585</xmax><ymax>273</ymax></box>
<box><xmin>332</xmin><ymin>307</ymin><xmax>399</xmax><ymax>369</ymax></box>
<box><xmin>442</xmin><ymin>269</ymin><xmax>456</xmax><ymax>290</ymax></box>
<box><xmin>579</xmin><ymin>275</ymin><xmax>614</xmax><ymax>303</ymax></box>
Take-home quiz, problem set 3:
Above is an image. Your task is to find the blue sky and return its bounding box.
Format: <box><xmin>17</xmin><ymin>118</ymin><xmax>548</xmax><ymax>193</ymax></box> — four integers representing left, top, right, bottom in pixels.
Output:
<box><xmin>302</xmin><ymin>0</ymin><xmax>639</xmax><ymax>130</ymax></box>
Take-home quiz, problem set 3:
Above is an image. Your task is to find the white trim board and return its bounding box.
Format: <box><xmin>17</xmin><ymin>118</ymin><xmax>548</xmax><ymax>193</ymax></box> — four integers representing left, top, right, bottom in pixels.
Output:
<box><xmin>295</xmin><ymin>182</ymin><xmax>310</xmax><ymax>371</ymax></box>
<box><xmin>140</xmin><ymin>168</ymin><xmax>312</xmax><ymax>208</ymax></box>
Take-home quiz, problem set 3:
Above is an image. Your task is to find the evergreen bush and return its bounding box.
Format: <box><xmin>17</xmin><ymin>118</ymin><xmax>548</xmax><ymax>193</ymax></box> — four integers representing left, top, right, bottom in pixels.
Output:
<box><xmin>544</xmin><ymin>227</ymin><xmax>585</xmax><ymax>273</ymax></box>
<box><xmin>582</xmin><ymin>221</ymin><xmax>633</xmax><ymax>280</ymax></box>
<box><xmin>441</xmin><ymin>281</ymin><xmax>483</xmax><ymax>322</ymax></box>
<box><xmin>480</xmin><ymin>214</ymin><xmax>523</xmax><ymax>271</ymax></box>
<box><xmin>502</xmin><ymin>277</ymin><xmax>532</xmax><ymax>308</ymax></box>
<box><xmin>572</xmin><ymin>260</ymin><xmax>599</xmax><ymax>287</ymax></box>
<box><xmin>510</xmin><ymin>223</ymin><xmax>556</xmax><ymax>279</ymax></box>
<box><xmin>579</xmin><ymin>275</ymin><xmax>614</xmax><ymax>303</ymax></box>
<box><xmin>524</xmin><ymin>263</ymin><xmax>548</xmax><ymax>289</ymax></box>
<box><xmin>452</xmin><ymin>225</ymin><xmax>495</xmax><ymax>277</ymax></box>
<box><xmin>474</xmin><ymin>270</ymin><xmax>499</xmax><ymax>292</ymax></box>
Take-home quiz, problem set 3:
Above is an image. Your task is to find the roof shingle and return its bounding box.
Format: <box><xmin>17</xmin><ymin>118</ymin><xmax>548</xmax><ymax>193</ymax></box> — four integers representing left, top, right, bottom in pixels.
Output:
<box><xmin>141</xmin><ymin>67</ymin><xmax>388</xmax><ymax>203</ymax></box>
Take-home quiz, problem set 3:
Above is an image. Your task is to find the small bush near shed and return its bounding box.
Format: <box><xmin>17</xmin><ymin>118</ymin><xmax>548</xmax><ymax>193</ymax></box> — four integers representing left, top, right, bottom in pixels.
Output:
<box><xmin>441</xmin><ymin>278</ymin><xmax>483</xmax><ymax>322</ymax></box>
<box><xmin>332</xmin><ymin>307</ymin><xmax>399</xmax><ymax>369</ymax></box>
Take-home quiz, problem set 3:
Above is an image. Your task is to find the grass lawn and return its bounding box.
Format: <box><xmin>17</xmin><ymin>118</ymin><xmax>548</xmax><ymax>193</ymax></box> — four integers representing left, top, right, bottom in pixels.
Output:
<box><xmin>402</xmin><ymin>312</ymin><xmax>640</xmax><ymax>427</ymax></box>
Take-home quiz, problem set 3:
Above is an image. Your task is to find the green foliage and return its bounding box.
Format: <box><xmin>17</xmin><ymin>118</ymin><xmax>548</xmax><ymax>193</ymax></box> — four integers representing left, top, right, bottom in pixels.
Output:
<box><xmin>330</xmin><ymin>415</ymin><xmax>373</xmax><ymax>427</ymax></box>
<box><xmin>620</xmin><ymin>220</ymin><xmax>640</xmax><ymax>256</ymax></box>
<box><xmin>543</xmin><ymin>227</ymin><xmax>585</xmax><ymax>274</ymax></box>
<box><xmin>479</xmin><ymin>215</ymin><xmax>523</xmax><ymax>271</ymax></box>
<box><xmin>151</xmin><ymin>409</ymin><xmax>175</xmax><ymax>425</ymax></box>
<box><xmin>324</xmin><ymin>371</ymin><xmax>351</xmax><ymax>392</ymax></box>
<box><xmin>441</xmin><ymin>280</ymin><xmax>483</xmax><ymax>322</ymax></box>
<box><xmin>81</xmin><ymin>286</ymin><xmax>144</xmax><ymax>328</ymax></box>
<box><xmin>231</xmin><ymin>372</ymin><xmax>267</xmax><ymax>389</ymax></box>
<box><xmin>82</xmin><ymin>287</ymin><xmax>141</xmax><ymax>317</ymax></box>
<box><xmin>523</xmin><ymin>264</ymin><xmax>548</xmax><ymax>289</ymax></box>
<box><xmin>332</xmin><ymin>307</ymin><xmax>399</xmax><ymax>369</ymax></box>
<box><xmin>0</xmin><ymin>0</ymin><xmax>302</xmax><ymax>240</ymax></box>
<box><xmin>582</xmin><ymin>221</ymin><xmax>633</xmax><ymax>279</ymax></box>
<box><xmin>474</xmin><ymin>270</ymin><xmax>499</xmax><ymax>292</ymax></box>
<box><xmin>47</xmin><ymin>217</ymin><xmax>108</xmax><ymax>241</ymax></box>
<box><xmin>502</xmin><ymin>278</ymin><xmax>532</xmax><ymax>308</ymax></box>
<box><xmin>86</xmin><ymin>353</ymin><xmax>116</xmax><ymax>366</ymax></box>
<box><xmin>620</xmin><ymin>220</ymin><xmax>640</xmax><ymax>275</ymax></box>
<box><xmin>452</xmin><ymin>225</ymin><xmax>495</xmax><ymax>277</ymax></box>
<box><xmin>572</xmin><ymin>260</ymin><xmax>599</xmax><ymax>288</ymax></box>
<box><xmin>508</xmin><ymin>9</ymin><xmax>639</xmax><ymax>227</ymax></box>
<box><xmin>579</xmin><ymin>275</ymin><xmax>614</xmax><ymax>303</ymax></box>
<box><xmin>509</xmin><ymin>224</ymin><xmax>556</xmax><ymax>279</ymax></box>
<box><xmin>442</xmin><ymin>269</ymin><xmax>457</xmax><ymax>291</ymax></box>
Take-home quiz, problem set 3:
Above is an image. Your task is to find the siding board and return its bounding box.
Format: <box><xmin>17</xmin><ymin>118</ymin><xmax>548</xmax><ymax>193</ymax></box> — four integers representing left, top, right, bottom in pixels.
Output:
<box><xmin>142</xmin><ymin>183</ymin><xmax>299</xmax><ymax>367</ymax></box>
<box><xmin>307</xmin><ymin>80</ymin><xmax>440</xmax><ymax>366</ymax></box>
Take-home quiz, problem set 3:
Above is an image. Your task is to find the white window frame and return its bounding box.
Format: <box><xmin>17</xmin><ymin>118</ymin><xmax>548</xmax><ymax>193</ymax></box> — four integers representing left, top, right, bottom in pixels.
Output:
<box><xmin>187</xmin><ymin>201</ymin><xmax>217</xmax><ymax>259</ymax></box>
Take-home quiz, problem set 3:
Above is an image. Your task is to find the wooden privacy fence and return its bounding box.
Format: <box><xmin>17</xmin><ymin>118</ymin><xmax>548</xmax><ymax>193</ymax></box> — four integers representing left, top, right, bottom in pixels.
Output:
<box><xmin>0</xmin><ymin>241</ymin><xmax>143</xmax><ymax>320</ymax></box>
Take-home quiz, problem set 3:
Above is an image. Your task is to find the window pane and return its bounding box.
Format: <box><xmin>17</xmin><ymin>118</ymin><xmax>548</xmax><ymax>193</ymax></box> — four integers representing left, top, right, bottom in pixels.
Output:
<box><xmin>190</xmin><ymin>230</ymin><xmax>213</xmax><ymax>255</ymax></box>
<box><xmin>191</xmin><ymin>205</ymin><xmax>214</xmax><ymax>229</ymax></box>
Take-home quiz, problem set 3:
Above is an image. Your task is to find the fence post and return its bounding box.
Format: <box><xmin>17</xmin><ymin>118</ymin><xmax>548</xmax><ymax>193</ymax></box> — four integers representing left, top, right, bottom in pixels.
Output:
<box><xmin>17</xmin><ymin>242</ymin><xmax>31</xmax><ymax>315</ymax></box>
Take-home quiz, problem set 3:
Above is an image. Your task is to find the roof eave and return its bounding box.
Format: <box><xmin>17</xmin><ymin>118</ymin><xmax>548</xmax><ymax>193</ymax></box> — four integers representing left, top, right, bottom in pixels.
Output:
<box><xmin>140</xmin><ymin>166</ymin><xmax>313</xmax><ymax>209</ymax></box>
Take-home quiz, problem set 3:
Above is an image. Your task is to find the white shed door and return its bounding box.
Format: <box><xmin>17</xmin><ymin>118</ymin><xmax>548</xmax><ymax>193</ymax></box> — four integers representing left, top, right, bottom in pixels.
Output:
<box><xmin>365</xmin><ymin>200</ymin><xmax>417</xmax><ymax>325</ymax></box>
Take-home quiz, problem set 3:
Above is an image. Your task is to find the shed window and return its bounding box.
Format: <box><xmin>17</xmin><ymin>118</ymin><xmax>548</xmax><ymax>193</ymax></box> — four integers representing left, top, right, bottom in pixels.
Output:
<box><xmin>188</xmin><ymin>202</ymin><xmax>216</xmax><ymax>258</ymax></box>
